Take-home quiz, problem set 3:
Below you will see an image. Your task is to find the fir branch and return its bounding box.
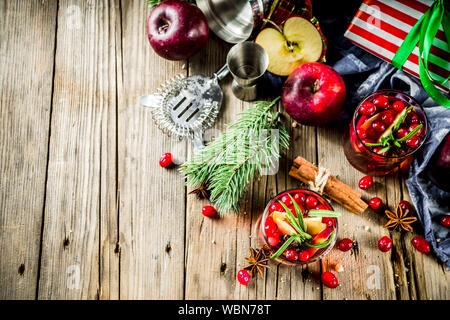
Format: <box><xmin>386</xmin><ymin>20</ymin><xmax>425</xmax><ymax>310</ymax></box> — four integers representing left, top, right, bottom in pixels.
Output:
<box><xmin>180</xmin><ymin>97</ymin><xmax>290</xmax><ymax>215</ymax></box>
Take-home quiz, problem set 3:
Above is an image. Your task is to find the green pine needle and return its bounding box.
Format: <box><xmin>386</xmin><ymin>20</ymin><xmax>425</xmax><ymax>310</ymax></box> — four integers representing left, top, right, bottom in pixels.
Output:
<box><xmin>146</xmin><ymin>0</ymin><xmax>195</xmax><ymax>8</ymax></box>
<box><xmin>180</xmin><ymin>97</ymin><xmax>290</xmax><ymax>215</ymax></box>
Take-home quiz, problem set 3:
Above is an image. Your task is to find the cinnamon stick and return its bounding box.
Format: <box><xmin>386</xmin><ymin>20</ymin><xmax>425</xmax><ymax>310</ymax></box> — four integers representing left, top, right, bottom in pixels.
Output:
<box><xmin>289</xmin><ymin>156</ymin><xmax>368</xmax><ymax>214</ymax></box>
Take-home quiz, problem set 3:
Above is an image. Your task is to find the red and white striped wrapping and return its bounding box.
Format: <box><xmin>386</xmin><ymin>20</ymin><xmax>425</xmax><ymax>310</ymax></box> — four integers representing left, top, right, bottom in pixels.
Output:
<box><xmin>345</xmin><ymin>0</ymin><xmax>450</xmax><ymax>92</ymax></box>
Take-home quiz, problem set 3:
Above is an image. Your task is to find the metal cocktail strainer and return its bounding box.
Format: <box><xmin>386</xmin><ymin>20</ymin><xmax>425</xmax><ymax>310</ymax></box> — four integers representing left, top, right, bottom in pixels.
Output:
<box><xmin>139</xmin><ymin>65</ymin><xmax>229</xmax><ymax>153</ymax></box>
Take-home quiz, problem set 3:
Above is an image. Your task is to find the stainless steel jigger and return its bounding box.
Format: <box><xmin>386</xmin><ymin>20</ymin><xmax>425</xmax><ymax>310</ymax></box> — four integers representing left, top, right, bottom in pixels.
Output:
<box><xmin>227</xmin><ymin>41</ymin><xmax>269</xmax><ymax>101</ymax></box>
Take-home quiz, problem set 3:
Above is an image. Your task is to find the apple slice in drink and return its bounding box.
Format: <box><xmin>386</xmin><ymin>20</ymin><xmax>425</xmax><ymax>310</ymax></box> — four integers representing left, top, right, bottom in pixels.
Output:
<box><xmin>305</xmin><ymin>226</ymin><xmax>334</xmax><ymax>256</ymax></box>
<box><xmin>272</xmin><ymin>211</ymin><xmax>297</xmax><ymax>236</ymax></box>
<box><xmin>255</xmin><ymin>17</ymin><xmax>323</xmax><ymax>76</ymax></box>
<box><xmin>304</xmin><ymin>217</ymin><xmax>327</xmax><ymax>236</ymax></box>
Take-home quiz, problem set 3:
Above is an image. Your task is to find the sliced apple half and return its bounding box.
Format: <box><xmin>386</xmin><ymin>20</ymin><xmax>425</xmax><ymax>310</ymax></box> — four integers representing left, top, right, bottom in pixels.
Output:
<box><xmin>255</xmin><ymin>16</ymin><xmax>323</xmax><ymax>76</ymax></box>
<box><xmin>272</xmin><ymin>211</ymin><xmax>297</xmax><ymax>236</ymax></box>
<box><xmin>304</xmin><ymin>217</ymin><xmax>327</xmax><ymax>236</ymax></box>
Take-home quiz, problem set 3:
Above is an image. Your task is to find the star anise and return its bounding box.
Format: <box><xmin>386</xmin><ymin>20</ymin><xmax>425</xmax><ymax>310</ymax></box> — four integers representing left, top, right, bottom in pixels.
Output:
<box><xmin>244</xmin><ymin>247</ymin><xmax>270</xmax><ymax>278</ymax></box>
<box><xmin>384</xmin><ymin>203</ymin><xmax>417</xmax><ymax>232</ymax></box>
<box><xmin>188</xmin><ymin>182</ymin><xmax>209</xmax><ymax>200</ymax></box>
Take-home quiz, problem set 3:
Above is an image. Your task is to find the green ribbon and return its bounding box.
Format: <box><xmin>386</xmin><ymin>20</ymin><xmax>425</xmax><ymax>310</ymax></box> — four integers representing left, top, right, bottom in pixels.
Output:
<box><xmin>392</xmin><ymin>0</ymin><xmax>450</xmax><ymax>107</ymax></box>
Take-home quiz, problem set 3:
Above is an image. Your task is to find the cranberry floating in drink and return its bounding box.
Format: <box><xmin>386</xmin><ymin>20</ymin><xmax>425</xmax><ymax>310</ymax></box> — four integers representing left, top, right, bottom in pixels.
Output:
<box><xmin>261</xmin><ymin>189</ymin><xmax>340</xmax><ymax>265</ymax></box>
<box><xmin>343</xmin><ymin>90</ymin><xmax>428</xmax><ymax>176</ymax></box>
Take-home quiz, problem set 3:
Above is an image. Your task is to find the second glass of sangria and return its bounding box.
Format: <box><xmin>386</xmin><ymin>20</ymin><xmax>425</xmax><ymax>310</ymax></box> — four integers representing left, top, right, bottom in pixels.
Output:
<box><xmin>343</xmin><ymin>90</ymin><xmax>428</xmax><ymax>176</ymax></box>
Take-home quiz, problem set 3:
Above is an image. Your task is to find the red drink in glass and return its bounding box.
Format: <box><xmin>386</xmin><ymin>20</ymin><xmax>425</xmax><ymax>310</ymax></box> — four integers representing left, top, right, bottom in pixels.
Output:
<box><xmin>343</xmin><ymin>90</ymin><xmax>428</xmax><ymax>176</ymax></box>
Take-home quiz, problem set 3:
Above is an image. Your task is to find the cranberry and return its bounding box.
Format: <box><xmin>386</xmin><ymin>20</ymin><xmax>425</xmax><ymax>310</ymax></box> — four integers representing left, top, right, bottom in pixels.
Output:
<box><xmin>378</xmin><ymin>236</ymin><xmax>393</xmax><ymax>252</ymax></box>
<box><xmin>361</xmin><ymin>138</ymin><xmax>374</xmax><ymax>147</ymax></box>
<box><xmin>373</xmin><ymin>147</ymin><xmax>387</xmax><ymax>156</ymax></box>
<box><xmin>357</xmin><ymin>127</ymin><xmax>367</xmax><ymax>139</ymax></box>
<box><xmin>264</xmin><ymin>216</ymin><xmax>278</xmax><ymax>237</ymax></box>
<box><xmin>358</xmin><ymin>176</ymin><xmax>373</xmax><ymax>190</ymax></box>
<box><xmin>398</xmin><ymin>200</ymin><xmax>411</xmax><ymax>212</ymax></box>
<box><xmin>372</xmin><ymin>120</ymin><xmax>386</xmax><ymax>133</ymax></box>
<box><xmin>373</xmin><ymin>96</ymin><xmax>389</xmax><ymax>109</ymax></box>
<box><xmin>269</xmin><ymin>202</ymin><xmax>283</xmax><ymax>213</ymax></box>
<box><xmin>201</xmin><ymin>205</ymin><xmax>217</xmax><ymax>218</ymax></box>
<box><xmin>440</xmin><ymin>216</ymin><xmax>450</xmax><ymax>227</ymax></box>
<box><xmin>396</xmin><ymin>127</ymin><xmax>408</xmax><ymax>139</ymax></box>
<box><xmin>360</xmin><ymin>101</ymin><xmax>376</xmax><ymax>116</ymax></box>
<box><xmin>337</xmin><ymin>238</ymin><xmax>354</xmax><ymax>252</ymax></box>
<box><xmin>315</xmin><ymin>204</ymin><xmax>328</xmax><ymax>210</ymax></box>
<box><xmin>381</xmin><ymin>111</ymin><xmax>395</xmax><ymax>125</ymax></box>
<box><xmin>392</xmin><ymin>100</ymin><xmax>405</xmax><ymax>112</ymax></box>
<box><xmin>281</xmin><ymin>195</ymin><xmax>293</xmax><ymax>207</ymax></box>
<box><xmin>366</xmin><ymin>127</ymin><xmax>378</xmax><ymax>139</ymax></box>
<box><xmin>298</xmin><ymin>250</ymin><xmax>310</xmax><ymax>262</ymax></box>
<box><xmin>369</xmin><ymin>197</ymin><xmax>383</xmax><ymax>210</ymax></box>
<box><xmin>305</xmin><ymin>196</ymin><xmax>319</xmax><ymax>210</ymax></box>
<box><xmin>321</xmin><ymin>272</ymin><xmax>338</xmax><ymax>288</ymax></box>
<box><xmin>322</xmin><ymin>217</ymin><xmax>334</xmax><ymax>227</ymax></box>
<box><xmin>268</xmin><ymin>233</ymin><xmax>280</xmax><ymax>246</ymax></box>
<box><xmin>237</xmin><ymin>269</ymin><xmax>250</xmax><ymax>285</ymax></box>
<box><xmin>293</xmin><ymin>193</ymin><xmax>306</xmax><ymax>205</ymax></box>
<box><xmin>407</xmin><ymin>112</ymin><xmax>419</xmax><ymax>124</ymax></box>
<box><xmin>411</xmin><ymin>236</ymin><xmax>430</xmax><ymax>254</ymax></box>
<box><xmin>159</xmin><ymin>153</ymin><xmax>173</xmax><ymax>167</ymax></box>
<box><xmin>406</xmin><ymin>136</ymin><xmax>420</xmax><ymax>148</ymax></box>
<box><xmin>408</xmin><ymin>124</ymin><xmax>423</xmax><ymax>136</ymax></box>
<box><xmin>285</xmin><ymin>249</ymin><xmax>298</xmax><ymax>261</ymax></box>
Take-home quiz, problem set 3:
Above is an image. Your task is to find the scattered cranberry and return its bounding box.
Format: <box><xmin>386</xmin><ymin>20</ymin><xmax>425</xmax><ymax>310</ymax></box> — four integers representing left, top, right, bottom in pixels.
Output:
<box><xmin>322</xmin><ymin>217</ymin><xmax>334</xmax><ymax>227</ymax></box>
<box><xmin>305</xmin><ymin>196</ymin><xmax>319</xmax><ymax>210</ymax></box>
<box><xmin>392</xmin><ymin>100</ymin><xmax>405</xmax><ymax>112</ymax></box>
<box><xmin>269</xmin><ymin>202</ymin><xmax>283</xmax><ymax>213</ymax></box>
<box><xmin>411</xmin><ymin>236</ymin><xmax>430</xmax><ymax>254</ymax></box>
<box><xmin>373</xmin><ymin>96</ymin><xmax>389</xmax><ymax>109</ymax></box>
<box><xmin>201</xmin><ymin>205</ymin><xmax>217</xmax><ymax>218</ymax></box>
<box><xmin>298</xmin><ymin>250</ymin><xmax>310</xmax><ymax>262</ymax></box>
<box><xmin>337</xmin><ymin>238</ymin><xmax>354</xmax><ymax>252</ymax></box>
<box><xmin>285</xmin><ymin>249</ymin><xmax>298</xmax><ymax>261</ymax></box>
<box><xmin>378</xmin><ymin>236</ymin><xmax>393</xmax><ymax>252</ymax></box>
<box><xmin>321</xmin><ymin>272</ymin><xmax>338</xmax><ymax>288</ymax></box>
<box><xmin>237</xmin><ymin>269</ymin><xmax>250</xmax><ymax>285</ymax></box>
<box><xmin>399</xmin><ymin>200</ymin><xmax>411</xmax><ymax>212</ymax></box>
<box><xmin>264</xmin><ymin>216</ymin><xmax>278</xmax><ymax>237</ymax></box>
<box><xmin>293</xmin><ymin>193</ymin><xmax>306</xmax><ymax>205</ymax></box>
<box><xmin>440</xmin><ymin>216</ymin><xmax>450</xmax><ymax>227</ymax></box>
<box><xmin>268</xmin><ymin>234</ymin><xmax>280</xmax><ymax>246</ymax></box>
<box><xmin>358</xmin><ymin>176</ymin><xmax>374</xmax><ymax>190</ymax></box>
<box><xmin>406</xmin><ymin>136</ymin><xmax>420</xmax><ymax>148</ymax></box>
<box><xmin>396</xmin><ymin>127</ymin><xmax>408</xmax><ymax>139</ymax></box>
<box><xmin>357</xmin><ymin>128</ymin><xmax>367</xmax><ymax>139</ymax></box>
<box><xmin>381</xmin><ymin>111</ymin><xmax>395</xmax><ymax>125</ymax></box>
<box><xmin>159</xmin><ymin>153</ymin><xmax>173</xmax><ymax>167</ymax></box>
<box><xmin>281</xmin><ymin>195</ymin><xmax>293</xmax><ymax>207</ymax></box>
<box><xmin>372</xmin><ymin>120</ymin><xmax>386</xmax><ymax>133</ymax></box>
<box><xmin>369</xmin><ymin>197</ymin><xmax>383</xmax><ymax>210</ymax></box>
<box><xmin>408</xmin><ymin>124</ymin><xmax>423</xmax><ymax>136</ymax></box>
<box><xmin>360</xmin><ymin>102</ymin><xmax>376</xmax><ymax>116</ymax></box>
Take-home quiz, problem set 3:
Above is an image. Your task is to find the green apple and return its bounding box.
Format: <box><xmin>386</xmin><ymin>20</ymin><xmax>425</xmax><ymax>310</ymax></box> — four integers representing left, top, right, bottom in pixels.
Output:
<box><xmin>255</xmin><ymin>16</ymin><xmax>323</xmax><ymax>76</ymax></box>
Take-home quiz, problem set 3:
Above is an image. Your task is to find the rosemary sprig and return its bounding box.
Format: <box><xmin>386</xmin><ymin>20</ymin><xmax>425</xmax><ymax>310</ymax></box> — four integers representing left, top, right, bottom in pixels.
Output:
<box><xmin>146</xmin><ymin>0</ymin><xmax>195</xmax><ymax>8</ymax></box>
<box><xmin>303</xmin><ymin>231</ymin><xmax>335</xmax><ymax>249</ymax></box>
<box><xmin>289</xmin><ymin>194</ymin><xmax>305</xmax><ymax>231</ymax></box>
<box><xmin>307</xmin><ymin>210</ymin><xmax>342</xmax><ymax>218</ymax></box>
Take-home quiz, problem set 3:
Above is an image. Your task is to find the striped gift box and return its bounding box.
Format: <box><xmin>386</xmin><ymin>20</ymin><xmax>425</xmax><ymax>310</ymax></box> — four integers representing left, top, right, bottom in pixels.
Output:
<box><xmin>345</xmin><ymin>0</ymin><xmax>450</xmax><ymax>92</ymax></box>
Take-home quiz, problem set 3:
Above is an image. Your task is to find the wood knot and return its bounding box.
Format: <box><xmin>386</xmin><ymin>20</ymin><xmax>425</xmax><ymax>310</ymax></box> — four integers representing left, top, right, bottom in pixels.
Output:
<box><xmin>114</xmin><ymin>242</ymin><xmax>120</xmax><ymax>254</ymax></box>
<box><xmin>220</xmin><ymin>263</ymin><xmax>227</xmax><ymax>274</ymax></box>
<box><xmin>165</xmin><ymin>243</ymin><xmax>172</xmax><ymax>254</ymax></box>
<box><xmin>63</xmin><ymin>237</ymin><xmax>70</xmax><ymax>249</ymax></box>
<box><xmin>18</xmin><ymin>264</ymin><xmax>25</xmax><ymax>276</ymax></box>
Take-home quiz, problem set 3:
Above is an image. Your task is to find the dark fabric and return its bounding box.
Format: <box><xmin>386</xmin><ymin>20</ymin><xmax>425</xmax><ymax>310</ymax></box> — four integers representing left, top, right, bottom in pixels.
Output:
<box><xmin>315</xmin><ymin>1</ymin><xmax>450</xmax><ymax>266</ymax></box>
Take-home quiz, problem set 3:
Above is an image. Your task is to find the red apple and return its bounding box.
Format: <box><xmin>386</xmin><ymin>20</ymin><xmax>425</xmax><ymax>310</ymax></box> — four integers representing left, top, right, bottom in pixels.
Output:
<box><xmin>282</xmin><ymin>63</ymin><xmax>346</xmax><ymax>126</ymax></box>
<box><xmin>147</xmin><ymin>0</ymin><xmax>209</xmax><ymax>61</ymax></box>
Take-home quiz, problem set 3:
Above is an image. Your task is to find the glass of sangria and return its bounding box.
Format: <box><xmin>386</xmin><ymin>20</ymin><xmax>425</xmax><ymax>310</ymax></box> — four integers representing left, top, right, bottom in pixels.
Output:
<box><xmin>343</xmin><ymin>90</ymin><xmax>428</xmax><ymax>176</ymax></box>
<box><xmin>261</xmin><ymin>189</ymin><xmax>339</xmax><ymax>265</ymax></box>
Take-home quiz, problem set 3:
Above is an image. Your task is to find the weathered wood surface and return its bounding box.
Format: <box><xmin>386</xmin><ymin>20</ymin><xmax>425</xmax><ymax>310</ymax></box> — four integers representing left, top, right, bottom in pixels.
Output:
<box><xmin>0</xmin><ymin>0</ymin><xmax>448</xmax><ymax>300</ymax></box>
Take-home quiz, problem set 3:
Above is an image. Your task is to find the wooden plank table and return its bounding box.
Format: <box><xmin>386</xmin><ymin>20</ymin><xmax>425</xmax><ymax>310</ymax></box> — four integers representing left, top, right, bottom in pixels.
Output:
<box><xmin>1</xmin><ymin>0</ymin><xmax>449</xmax><ymax>300</ymax></box>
